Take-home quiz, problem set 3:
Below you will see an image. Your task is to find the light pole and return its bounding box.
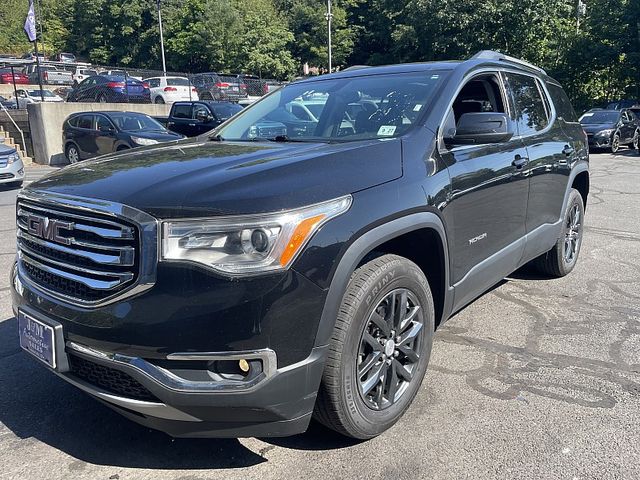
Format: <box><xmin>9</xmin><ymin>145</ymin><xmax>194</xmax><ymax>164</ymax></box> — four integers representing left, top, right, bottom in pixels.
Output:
<box><xmin>325</xmin><ymin>0</ymin><xmax>333</xmax><ymax>73</ymax></box>
<box><xmin>156</xmin><ymin>0</ymin><xmax>167</xmax><ymax>75</ymax></box>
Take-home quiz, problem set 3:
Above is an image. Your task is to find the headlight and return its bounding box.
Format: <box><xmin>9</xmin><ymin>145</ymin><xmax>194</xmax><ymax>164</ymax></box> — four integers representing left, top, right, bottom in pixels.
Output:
<box><xmin>162</xmin><ymin>195</ymin><xmax>352</xmax><ymax>275</ymax></box>
<box><xmin>7</xmin><ymin>152</ymin><xmax>19</xmax><ymax>164</ymax></box>
<box><xmin>131</xmin><ymin>136</ymin><xmax>159</xmax><ymax>146</ymax></box>
<box><xmin>595</xmin><ymin>129</ymin><xmax>613</xmax><ymax>137</ymax></box>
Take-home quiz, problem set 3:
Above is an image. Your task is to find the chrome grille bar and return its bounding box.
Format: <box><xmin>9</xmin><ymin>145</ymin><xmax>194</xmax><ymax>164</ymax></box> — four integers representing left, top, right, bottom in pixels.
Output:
<box><xmin>15</xmin><ymin>191</ymin><xmax>158</xmax><ymax>307</ymax></box>
<box><xmin>16</xmin><ymin>226</ymin><xmax>135</xmax><ymax>266</ymax></box>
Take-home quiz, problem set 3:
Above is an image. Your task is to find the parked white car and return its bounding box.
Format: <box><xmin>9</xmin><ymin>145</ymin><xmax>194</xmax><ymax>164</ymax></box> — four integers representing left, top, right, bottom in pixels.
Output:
<box><xmin>71</xmin><ymin>66</ymin><xmax>98</xmax><ymax>86</ymax></box>
<box><xmin>145</xmin><ymin>76</ymin><xmax>198</xmax><ymax>104</ymax></box>
<box><xmin>15</xmin><ymin>89</ymin><xmax>63</xmax><ymax>109</ymax></box>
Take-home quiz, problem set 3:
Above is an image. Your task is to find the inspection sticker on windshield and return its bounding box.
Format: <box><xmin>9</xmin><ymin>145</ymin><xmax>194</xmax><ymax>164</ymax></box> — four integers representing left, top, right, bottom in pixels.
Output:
<box><xmin>378</xmin><ymin>126</ymin><xmax>396</xmax><ymax>136</ymax></box>
<box><xmin>413</xmin><ymin>104</ymin><xmax>423</xmax><ymax>112</ymax></box>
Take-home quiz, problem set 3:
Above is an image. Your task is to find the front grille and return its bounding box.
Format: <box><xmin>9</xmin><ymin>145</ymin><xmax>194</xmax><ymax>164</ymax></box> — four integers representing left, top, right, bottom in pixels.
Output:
<box><xmin>68</xmin><ymin>353</ymin><xmax>160</xmax><ymax>402</ymax></box>
<box><xmin>0</xmin><ymin>173</ymin><xmax>14</xmax><ymax>180</ymax></box>
<box><xmin>16</xmin><ymin>199</ymin><xmax>139</xmax><ymax>303</ymax></box>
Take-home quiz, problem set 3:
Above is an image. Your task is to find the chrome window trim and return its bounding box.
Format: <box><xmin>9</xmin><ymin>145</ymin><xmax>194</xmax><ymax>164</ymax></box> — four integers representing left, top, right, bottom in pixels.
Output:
<box><xmin>67</xmin><ymin>342</ymin><xmax>278</xmax><ymax>394</ymax></box>
<box><xmin>16</xmin><ymin>190</ymin><xmax>158</xmax><ymax>308</ymax></box>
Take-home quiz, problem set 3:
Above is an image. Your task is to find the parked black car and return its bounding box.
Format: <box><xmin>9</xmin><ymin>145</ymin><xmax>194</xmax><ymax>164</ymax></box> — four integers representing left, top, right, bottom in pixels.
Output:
<box><xmin>191</xmin><ymin>72</ymin><xmax>248</xmax><ymax>102</ymax></box>
<box><xmin>66</xmin><ymin>75</ymin><xmax>151</xmax><ymax>103</ymax></box>
<box><xmin>62</xmin><ymin>111</ymin><xmax>183</xmax><ymax>163</ymax></box>
<box><xmin>580</xmin><ymin>108</ymin><xmax>639</xmax><ymax>153</ymax></box>
<box><xmin>13</xmin><ymin>50</ymin><xmax>589</xmax><ymax>440</ymax></box>
<box><xmin>166</xmin><ymin>101</ymin><xmax>243</xmax><ymax>137</ymax></box>
<box><xmin>606</xmin><ymin>99</ymin><xmax>639</xmax><ymax>110</ymax></box>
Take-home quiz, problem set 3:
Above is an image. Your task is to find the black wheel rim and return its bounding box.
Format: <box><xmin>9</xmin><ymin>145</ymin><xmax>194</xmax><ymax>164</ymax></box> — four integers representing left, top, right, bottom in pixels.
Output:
<box><xmin>357</xmin><ymin>288</ymin><xmax>424</xmax><ymax>410</ymax></box>
<box><xmin>564</xmin><ymin>203</ymin><xmax>582</xmax><ymax>264</ymax></box>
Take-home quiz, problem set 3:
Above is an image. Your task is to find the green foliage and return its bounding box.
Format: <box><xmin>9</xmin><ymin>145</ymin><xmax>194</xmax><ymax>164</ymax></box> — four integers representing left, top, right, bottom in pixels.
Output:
<box><xmin>0</xmin><ymin>0</ymin><xmax>638</xmax><ymax>107</ymax></box>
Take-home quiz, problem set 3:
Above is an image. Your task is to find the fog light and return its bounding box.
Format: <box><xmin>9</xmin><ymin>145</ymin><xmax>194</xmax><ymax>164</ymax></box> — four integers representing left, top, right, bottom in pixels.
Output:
<box><xmin>239</xmin><ymin>359</ymin><xmax>250</xmax><ymax>373</ymax></box>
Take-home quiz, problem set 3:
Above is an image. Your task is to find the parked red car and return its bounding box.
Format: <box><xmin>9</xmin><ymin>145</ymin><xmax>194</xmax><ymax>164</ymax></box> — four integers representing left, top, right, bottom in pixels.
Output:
<box><xmin>0</xmin><ymin>69</ymin><xmax>30</xmax><ymax>85</ymax></box>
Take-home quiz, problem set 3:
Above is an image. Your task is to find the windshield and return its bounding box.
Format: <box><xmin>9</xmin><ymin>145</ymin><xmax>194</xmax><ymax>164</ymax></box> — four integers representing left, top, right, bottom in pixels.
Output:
<box><xmin>109</xmin><ymin>113</ymin><xmax>165</xmax><ymax>131</ymax></box>
<box><xmin>215</xmin><ymin>71</ymin><xmax>448</xmax><ymax>142</ymax></box>
<box><xmin>580</xmin><ymin>111</ymin><xmax>619</xmax><ymax>124</ymax></box>
<box><xmin>29</xmin><ymin>90</ymin><xmax>55</xmax><ymax>97</ymax></box>
<box><xmin>211</xmin><ymin>103</ymin><xmax>243</xmax><ymax>120</ymax></box>
<box><xmin>166</xmin><ymin>77</ymin><xmax>190</xmax><ymax>86</ymax></box>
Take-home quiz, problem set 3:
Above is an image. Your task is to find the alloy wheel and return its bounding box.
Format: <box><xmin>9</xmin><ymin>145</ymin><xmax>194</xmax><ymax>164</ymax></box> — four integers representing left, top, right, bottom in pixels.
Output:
<box><xmin>357</xmin><ymin>288</ymin><xmax>424</xmax><ymax>410</ymax></box>
<box><xmin>611</xmin><ymin>134</ymin><xmax>620</xmax><ymax>153</ymax></box>
<box><xmin>564</xmin><ymin>203</ymin><xmax>582</xmax><ymax>264</ymax></box>
<box><xmin>633</xmin><ymin>130</ymin><xmax>639</xmax><ymax>150</ymax></box>
<box><xmin>67</xmin><ymin>146</ymin><xmax>79</xmax><ymax>164</ymax></box>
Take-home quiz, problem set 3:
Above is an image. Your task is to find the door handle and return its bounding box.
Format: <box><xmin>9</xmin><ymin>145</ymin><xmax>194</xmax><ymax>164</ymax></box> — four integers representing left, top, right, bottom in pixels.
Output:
<box><xmin>188</xmin><ymin>123</ymin><xmax>196</xmax><ymax>127</ymax></box>
<box><xmin>512</xmin><ymin>155</ymin><xmax>527</xmax><ymax>169</ymax></box>
<box><xmin>562</xmin><ymin>145</ymin><xmax>574</xmax><ymax>156</ymax></box>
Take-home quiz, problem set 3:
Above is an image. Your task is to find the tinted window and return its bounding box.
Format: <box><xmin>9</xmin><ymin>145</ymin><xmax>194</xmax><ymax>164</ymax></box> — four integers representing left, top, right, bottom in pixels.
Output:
<box><xmin>172</xmin><ymin>104</ymin><xmax>192</xmax><ymax>119</ymax></box>
<box><xmin>167</xmin><ymin>77</ymin><xmax>190</xmax><ymax>86</ymax></box>
<box><xmin>193</xmin><ymin>104</ymin><xmax>211</xmax><ymax>119</ymax></box>
<box><xmin>96</xmin><ymin>115</ymin><xmax>112</xmax><ymax>130</ymax></box>
<box><xmin>148</xmin><ymin>78</ymin><xmax>160</xmax><ymax>88</ymax></box>
<box><xmin>109</xmin><ymin>113</ymin><xmax>164</xmax><ymax>131</ymax></box>
<box><xmin>546</xmin><ymin>83</ymin><xmax>578</xmax><ymax>122</ymax></box>
<box><xmin>579</xmin><ymin>111</ymin><xmax>619</xmax><ymax>124</ymax></box>
<box><xmin>210</xmin><ymin>103</ymin><xmax>242</xmax><ymax>120</ymax></box>
<box><xmin>68</xmin><ymin>116</ymin><xmax>79</xmax><ymax>127</ymax></box>
<box><xmin>77</xmin><ymin>115</ymin><xmax>94</xmax><ymax>129</ymax></box>
<box><xmin>506</xmin><ymin>73</ymin><xmax>549</xmax><ymax>135</ymax></box>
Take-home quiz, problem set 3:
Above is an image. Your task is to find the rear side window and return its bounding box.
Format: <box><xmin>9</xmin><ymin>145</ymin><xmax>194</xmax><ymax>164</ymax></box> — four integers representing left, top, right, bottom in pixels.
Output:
<box><xmin>167</xmin><ymin>77</ymin><xmax>190</xmax><ymax>86</ymax></box>
<box><xmin>505</xmin><ymin>73</ymin><xmax>549</xmax><ymax>136</ymax></box>
<box><xmin>172</xmin><ymin>104</ymin><xmax>192</xmax><ymax>119</ymax></box>
<box><xmin>77</xmin><ymin>115</ymin><xmax>94</xmax><ymax>129</ymax></box>
<box><xmin>546</xmin><ymin>82</ymin><xmax>578</xmax><ymax>122</ymax></box>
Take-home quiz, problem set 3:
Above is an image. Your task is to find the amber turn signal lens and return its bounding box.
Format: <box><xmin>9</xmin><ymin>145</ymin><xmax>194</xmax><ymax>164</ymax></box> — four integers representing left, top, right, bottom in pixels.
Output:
<box><xmin>279</xmin><ymin>214</ymin><xmax>326</xmax><ymax>267</ymax></box>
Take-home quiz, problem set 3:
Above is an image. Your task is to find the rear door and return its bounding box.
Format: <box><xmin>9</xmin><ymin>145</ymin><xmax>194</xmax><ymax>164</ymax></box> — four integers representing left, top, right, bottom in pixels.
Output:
<box><xmin>620</xmin><ymin>110</ymin><xmax>635</xmax><ymax>144</ymax></box>
<box><xmin>95</xmin><ymin>114</ymin><xmax>117</xmax><ymax>155</ymax></box>
<box><xmin>167</xmin><ymin>102</ymin><xmax>194</xmax><ymax>136</ymax></box>
<box><xmin>504</xmin><ymin>72</ymin><xmax>569</xmax><ymax>231</ymax></box>
<box><xmin>74</xmin><ymin>114</ymin><xmax>97</xmax><ymax>157</ymax></box>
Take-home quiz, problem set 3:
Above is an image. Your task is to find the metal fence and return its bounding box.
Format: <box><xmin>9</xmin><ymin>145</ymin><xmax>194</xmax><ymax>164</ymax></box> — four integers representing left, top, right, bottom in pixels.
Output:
<box><xmin>0</xmin><ymin>59</ymin><xmax>286</xmax><ymax>108</ymax></box>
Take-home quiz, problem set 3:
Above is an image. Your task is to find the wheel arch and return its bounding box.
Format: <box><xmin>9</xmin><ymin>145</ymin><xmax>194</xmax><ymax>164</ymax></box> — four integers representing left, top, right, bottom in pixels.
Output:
<box><xmin>572</xmin><ymin>170</ymin><xmax>589</xmax><ymax>211</ymax></box>
<box><xmin>314</xmin><ymin>213</ymin><xmax>452</xmax><ymax>349</ymax></box>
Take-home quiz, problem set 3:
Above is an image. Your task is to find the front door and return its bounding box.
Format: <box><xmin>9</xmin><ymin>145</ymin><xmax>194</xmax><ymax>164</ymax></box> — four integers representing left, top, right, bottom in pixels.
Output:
<box><xmin>439</xmin><ymin>72</ymin><xmax>529</xmax><ymax>308</ymax></box>
<box><xmin>167</xmin><ymin>103</ymin><xmax>194</xmax><ymax>136</ymax></box>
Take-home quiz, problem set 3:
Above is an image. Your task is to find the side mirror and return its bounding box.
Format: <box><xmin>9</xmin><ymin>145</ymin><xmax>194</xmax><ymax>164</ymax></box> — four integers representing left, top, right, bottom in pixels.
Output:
<box><xmin>449</xmin><ymin>112</ymin><xmax>513</xmax><ymax>145</ymax></box>
<box><xmin>196</xmin><ymin>111</ymin><xmax>212</xmax><ymax>122</ymax></box>
<box><xmin>99</xmin><ymin>125</ymin><xmax>114</xmax><ymax>133</ymax></box>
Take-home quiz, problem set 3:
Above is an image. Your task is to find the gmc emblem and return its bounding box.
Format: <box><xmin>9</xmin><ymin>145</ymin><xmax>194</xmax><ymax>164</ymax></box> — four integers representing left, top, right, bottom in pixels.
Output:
<box><xmin>26</xmin><ymin>214</ymin><xmax>73</xmax><ymax>245</ymax></box>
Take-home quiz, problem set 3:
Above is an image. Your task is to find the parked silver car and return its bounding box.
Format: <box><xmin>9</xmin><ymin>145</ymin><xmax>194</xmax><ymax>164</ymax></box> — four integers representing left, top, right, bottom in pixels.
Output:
<box><xmin>0</xmin><ymin>145</ymin><xmax>24</xmax><ymax>187</ymax></box>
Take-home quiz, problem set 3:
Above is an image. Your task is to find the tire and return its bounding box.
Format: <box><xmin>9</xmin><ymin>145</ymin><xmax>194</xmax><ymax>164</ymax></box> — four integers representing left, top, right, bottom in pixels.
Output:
<box><xmin>531</xmin><ymin>188</ymin><xmax>584</xmax><ymax>277</ymax></box>
<box><xmin>97</xmin><ymin>94</ymin><xmax>108</xmax><ymax>103</ymax></box>
<box><xmin>200</xmin><ymin>92</ymin><xmax>212</xmax><ymax>100</ymax></box>
<box><xmin>630</xmin><ymin>129</ymin><xmax>639</xmax><ymax>150</ymax></box>
<box><xmin>314</xmin><ymin>254</ymin><xmax>435</xmax><ymax>439</ymax></box>
<box><xmin>65</xmin><ymin>144</ymin><xmax>80</xmax><ymax>164</ymax></box>
<box><xmin>611</xmin><ymin>133</ymin><xmax>620</xmax><ymax>154</ymax></box>
<box><xmin>154</xmin><ymin>96</ymin><xmax>165</xmax><ymax>104</ymax></box>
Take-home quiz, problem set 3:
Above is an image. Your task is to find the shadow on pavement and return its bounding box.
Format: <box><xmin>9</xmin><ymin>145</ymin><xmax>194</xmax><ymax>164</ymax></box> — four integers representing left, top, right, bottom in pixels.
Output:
<box><xmin>0</xmin><ymin>316</ymin><xmax>266</xmax><ymax>470</ymax></box>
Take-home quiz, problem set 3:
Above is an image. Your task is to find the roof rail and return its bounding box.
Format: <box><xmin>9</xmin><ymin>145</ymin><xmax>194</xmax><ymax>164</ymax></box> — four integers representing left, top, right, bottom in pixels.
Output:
<box><xmin>471</xmin><ymin>50</ymin><xmax>546</xmax><ymax>75</ymax></box>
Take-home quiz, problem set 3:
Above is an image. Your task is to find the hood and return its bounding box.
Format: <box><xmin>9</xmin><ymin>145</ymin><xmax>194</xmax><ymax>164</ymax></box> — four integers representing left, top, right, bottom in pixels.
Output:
<box><xmin>27</xmin><ymin>137</ymin><xmax>403</xmax><ymax>218</ymax></box>
<box><xmin>0</xmin><ymin>144</ymin><xmax>17</xmax><ymax>155</ymax></box>
<box><xmin>581</xmin><ymin>122</ymin><xmax>616</xmax><ymax>134</ymax></box>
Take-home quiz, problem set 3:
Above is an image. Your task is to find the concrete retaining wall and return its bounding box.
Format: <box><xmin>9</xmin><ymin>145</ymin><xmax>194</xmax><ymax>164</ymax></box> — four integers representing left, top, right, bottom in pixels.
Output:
<box><xmin>27</xmin><ymin>102</ymin><xmax>171</xmax><ymax>165</ymax></box>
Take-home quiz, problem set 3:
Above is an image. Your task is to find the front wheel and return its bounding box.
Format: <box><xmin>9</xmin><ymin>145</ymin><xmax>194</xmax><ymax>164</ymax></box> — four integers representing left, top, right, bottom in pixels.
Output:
<box><xmin>611</xmin><ymin>133</ymin><xmax>620</xmax><ymax>154</ymax></box>
<box><xmin>314</xmin><ymin>254</ymin><xmax>434</xmax><ymax>439</ymax></box>
<box><xmin>631</xmin><ymin>129</ymin><xmax>639</xmax><ymax>150</ymax></box>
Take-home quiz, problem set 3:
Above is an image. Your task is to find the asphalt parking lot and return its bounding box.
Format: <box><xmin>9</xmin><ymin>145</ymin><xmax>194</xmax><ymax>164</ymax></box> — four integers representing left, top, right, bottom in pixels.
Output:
<box><xmin>0</xmin><ymin>152</ymin><xmax>639</xmax><ymax>480</ymax></box>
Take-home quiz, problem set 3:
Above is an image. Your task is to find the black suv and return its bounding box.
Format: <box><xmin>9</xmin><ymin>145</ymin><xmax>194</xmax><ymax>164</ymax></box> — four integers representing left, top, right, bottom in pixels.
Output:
<box><xmin>12</xmin><ymin>51</ymin><xmax>589</xmax><ymax>440</ymax></box>
<box><xmin>580</xmin><ymin>108</ymin><xmax>639</xmax><ymax>153</ymax></box>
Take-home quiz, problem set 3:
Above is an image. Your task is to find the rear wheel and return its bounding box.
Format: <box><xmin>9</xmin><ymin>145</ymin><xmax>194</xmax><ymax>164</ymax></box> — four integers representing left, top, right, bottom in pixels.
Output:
<box><xmin>65</xmin><ymin>144</ymin><xmax>80</xmax><ymax>164</ymax></box>
<box><xmin>531</xmin><ymin>188</ymin><xmax>584</xmax><ymax>277</ymax></box>
<box><xmin>314</xmin><ymin>254</ymin><xmax>434</xmax><ymax>439</ymax></box>
<box><xmin>630</xmin><ymin>129</ymin><xmax>639</xmax><ymax>150</ymax></box>
<box><xmin>200</xmin><ymin>92</ymin><xmax>213</xmax><ymax>100</ymax></box>
<box><xmin>611</xmin><ymin>133</ymin><xmax>620</xmax><ymax>153</ymax></box>
<box><xmin>154</xmin><ymin>96</ymin><xmax>165</xmax><ymax>104</ymax></box>
<box><xmin>97</xmin><ymin>94</ymin><xmax>108</xmax><ymax>103</ymax></box>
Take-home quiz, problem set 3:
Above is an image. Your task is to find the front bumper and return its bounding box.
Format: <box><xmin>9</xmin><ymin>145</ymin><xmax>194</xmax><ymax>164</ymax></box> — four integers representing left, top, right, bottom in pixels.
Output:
<box><xmin>11</xmin><ymin>259</ymin><xmax>329</xmax><ymax>437</ymax></box>
<box><xmin>587</xmin><ymin>134</ymin><xmax>612</xmax><ymax>148</ymax></box>
<box><xmin>0</xmin><ymin>158</ymin><xmax>25</xmax><ymax>184</ymax></box>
